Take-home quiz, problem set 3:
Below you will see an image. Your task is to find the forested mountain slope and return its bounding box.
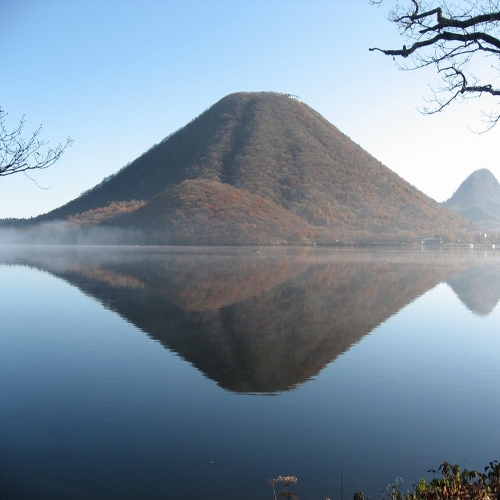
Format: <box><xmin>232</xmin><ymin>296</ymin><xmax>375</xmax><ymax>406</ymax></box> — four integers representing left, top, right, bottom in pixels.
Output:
<box><xmin>22</xmin><ymin>92</ymin><xmax>472</xmax><ymax>244</ymax></box>
<box><xmin>444</xmin><ymin>169</ymin><xmax>500</xmax><ymax>229</ymax></box>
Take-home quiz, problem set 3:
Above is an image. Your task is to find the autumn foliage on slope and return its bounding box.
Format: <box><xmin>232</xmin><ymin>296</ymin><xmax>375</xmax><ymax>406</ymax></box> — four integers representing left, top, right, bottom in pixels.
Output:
<box><xmin>67</xmin><ymin>200</ymin><xmax>146</xmax><ymax>225</ymax></box>
<box><xmin>28</xmin><ymin>92</ymin><xmax>473</xmax><ymax>244</ymax></box>
<box><xmin>113</xmin><ymin>179</ymin><xmax>318</xmax><ymax>246</ymax></box>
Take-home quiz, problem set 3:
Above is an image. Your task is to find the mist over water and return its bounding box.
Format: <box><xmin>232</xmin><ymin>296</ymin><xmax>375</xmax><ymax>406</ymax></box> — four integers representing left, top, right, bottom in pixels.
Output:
<box><xmin>0</xmin><ymin>222</ymin><xmax>144</xmax><ymax>246</ymax></box>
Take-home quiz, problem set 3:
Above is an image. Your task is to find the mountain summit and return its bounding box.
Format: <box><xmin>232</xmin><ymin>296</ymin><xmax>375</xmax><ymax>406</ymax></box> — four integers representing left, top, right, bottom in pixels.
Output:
<box><xmin>29</xmin><ymin>92</ymin><xmax>470</xmax><ymax>244</ymax></box>
<box><xmin>443</xmin><ymin>169</ymin><xmax>500</xmax><ymax>229</ymax></box>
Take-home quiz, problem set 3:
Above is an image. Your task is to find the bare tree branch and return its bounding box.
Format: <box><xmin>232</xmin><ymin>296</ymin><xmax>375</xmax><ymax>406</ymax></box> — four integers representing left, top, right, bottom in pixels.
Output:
<box><xmin>0</xmin><ymin>107</ymin><xmax>73</xmax><ymax>177</ymax></box>
<box><xmin>370</xmin><ymin>31</ymin><xmax>500</xmax><ymax>57</ymax></box>
<box><xmin>370</xmin><ymin>0</ymin><xmax>500</xmax><ymax>128</ymax></box>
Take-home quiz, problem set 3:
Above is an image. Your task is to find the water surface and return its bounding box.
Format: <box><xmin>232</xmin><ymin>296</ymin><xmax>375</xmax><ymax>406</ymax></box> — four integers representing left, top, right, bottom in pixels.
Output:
<box><xmin>1</xmin><ymin>246</ymin><xmax>500</xmax><ymax>499</ymax></box>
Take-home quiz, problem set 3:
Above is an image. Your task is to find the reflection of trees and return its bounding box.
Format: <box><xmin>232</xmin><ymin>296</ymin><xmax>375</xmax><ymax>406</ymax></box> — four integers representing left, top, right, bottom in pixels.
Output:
<box><xmin>446</xmin><ymin>252</ymin><xmax>500</xmax><ymax>316</ymax></box>
<box><xmin>0</xmin><ymin>247</ymin><xmax>487</xmax><ymax>393</ymax></box>
<box><xmin>190</xmin><ymin>256</ymin><xmax>468</xmax><ymax>392</ymax></box>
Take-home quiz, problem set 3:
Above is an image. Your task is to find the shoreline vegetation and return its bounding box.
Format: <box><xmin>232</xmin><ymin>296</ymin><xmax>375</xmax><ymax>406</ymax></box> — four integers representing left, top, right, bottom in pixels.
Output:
<box><xmin>271</xmin><ymin>462</ymin><xmax>500</xmax><ymax>500</ymax></box>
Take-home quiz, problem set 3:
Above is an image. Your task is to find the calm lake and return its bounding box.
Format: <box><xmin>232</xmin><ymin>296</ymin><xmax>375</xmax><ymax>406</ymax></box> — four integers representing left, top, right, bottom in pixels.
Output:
<box><xmin>1</xmin><ymin>245</ymin><xmax>500</xmax><ymax>500</ymax></box>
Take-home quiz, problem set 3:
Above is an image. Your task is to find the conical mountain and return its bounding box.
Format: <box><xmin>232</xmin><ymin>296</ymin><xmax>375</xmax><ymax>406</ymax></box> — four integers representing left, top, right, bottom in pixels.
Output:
<box><xmin>31</xmin><ymin>92</ymin><xmax>471</xmax><ymax>245</ymax></box>
<box><xmin>443</xmin><ymin>168</ymin><xmax>500</xmax><ymax>228</ymax></box>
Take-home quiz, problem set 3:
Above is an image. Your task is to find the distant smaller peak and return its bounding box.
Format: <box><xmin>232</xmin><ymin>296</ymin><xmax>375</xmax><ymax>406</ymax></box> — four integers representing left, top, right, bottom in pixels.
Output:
<box><xmin>470</xmin><ymin>168</ymin><xmax>496</xmax><ymax>180</ymax></box>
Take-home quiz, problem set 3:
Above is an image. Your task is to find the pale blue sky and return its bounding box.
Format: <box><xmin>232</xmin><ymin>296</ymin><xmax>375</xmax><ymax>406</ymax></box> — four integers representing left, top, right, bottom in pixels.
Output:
<box><xmin>1</xmin><ymin>0</ymin><xmax>498</xmax><ymax>219</ymax></box>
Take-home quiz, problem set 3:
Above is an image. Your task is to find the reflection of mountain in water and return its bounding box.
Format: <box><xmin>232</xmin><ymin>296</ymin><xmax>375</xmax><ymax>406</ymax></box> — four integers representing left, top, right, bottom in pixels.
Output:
<box><xmin>446</xmin><ymin>253</ymin><xmax>500</xmax><ymax>316</ymax></box>
<box><xmin>0</xmin><ymin>246</ymin><xmax>490</xmax><ymax>393</ymax></box>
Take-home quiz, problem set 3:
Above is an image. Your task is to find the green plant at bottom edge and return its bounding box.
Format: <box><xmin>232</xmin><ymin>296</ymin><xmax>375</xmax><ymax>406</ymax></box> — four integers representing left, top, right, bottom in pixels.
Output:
<box><xmin>354</xmin><ymin>461</ymin><xmax>500</xmax><ymax>500</ymax></box>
